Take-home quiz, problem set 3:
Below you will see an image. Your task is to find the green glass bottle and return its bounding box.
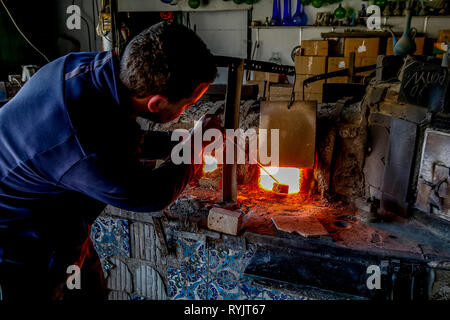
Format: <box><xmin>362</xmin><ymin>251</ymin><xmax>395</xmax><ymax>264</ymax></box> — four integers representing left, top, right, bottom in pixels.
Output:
<box><xmin>334</xmin><ymin>3</ymin><xmax>346</xmax><ymax>19</ymax></box>
<box><xmin>188</xmin><ymin>0</ymin><xmax>200</xmax><ymax>8</ymax></box>
<box><xmin>311</xmin><ymin>0</ymin><xmax>323</xmax><ymax>8</ymax></box>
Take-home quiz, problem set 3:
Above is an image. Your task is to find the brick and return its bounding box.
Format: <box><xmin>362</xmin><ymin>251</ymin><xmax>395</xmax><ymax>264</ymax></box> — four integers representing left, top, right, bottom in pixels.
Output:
<box><xmin>207</xmin><ymin>207</ymin><xmax>242</xmax><ymax>235</ymax></box>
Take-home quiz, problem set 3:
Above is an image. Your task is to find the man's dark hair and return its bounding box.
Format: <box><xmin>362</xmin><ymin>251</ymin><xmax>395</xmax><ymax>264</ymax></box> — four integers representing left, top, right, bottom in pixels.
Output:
<box><xmin>119</xmin><ymin>22</ymin><xmax>217</xmax><ymax>102</ymax></box>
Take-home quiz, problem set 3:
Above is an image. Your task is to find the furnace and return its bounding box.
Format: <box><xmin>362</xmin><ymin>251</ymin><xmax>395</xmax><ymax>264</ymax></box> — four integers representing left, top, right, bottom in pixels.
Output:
<box><xmin>129</xmin><ymin>55</ymin><xmax>450</xmax><ymax>301</ymax></box>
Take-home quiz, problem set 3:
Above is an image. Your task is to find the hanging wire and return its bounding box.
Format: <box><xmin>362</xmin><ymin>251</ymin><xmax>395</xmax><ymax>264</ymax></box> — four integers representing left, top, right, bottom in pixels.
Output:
<box><xmin>0</xmin><ymin>0</ymin><xmax>50</xmax><ymax>62</ymax></box>
<box><xmin>72</xmin><ymin>0</ymin><xmax>92</xmax><ymax>52</ymax></box>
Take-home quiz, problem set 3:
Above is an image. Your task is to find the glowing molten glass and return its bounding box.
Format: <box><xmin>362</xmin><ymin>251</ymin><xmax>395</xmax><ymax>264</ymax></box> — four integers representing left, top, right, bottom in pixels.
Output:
<box><xmin>203</xmin><ymin>155</ymin><xmax>218</xmax><ymax>173</ymax></box>
<box><xmin>259</xmin><ymin>167</ymin><xmax>301</xmax><ymax>194</ymax></box>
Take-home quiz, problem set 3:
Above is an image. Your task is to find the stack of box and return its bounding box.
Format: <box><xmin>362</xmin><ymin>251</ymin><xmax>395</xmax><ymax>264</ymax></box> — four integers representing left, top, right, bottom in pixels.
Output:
<box><xmin>344</xmin><ymin>38</ymin><xmax>380</xmax><ymax>77</ymax></box>
<box><xmin>268</xmin><ymin>83</ymin><xmax>293</xmax><ymax>102</ymax></box>
<box><xmin>327</xmin><ymin>38</ymin><xmax>380</xmax><ymax>83</ymax></box>
<box><xmin>248</xmin><ymin>71</ymin><xmax>280</xmax><ymax>99</ymax></box>
<box><xmin>327</xmin><ymin>57</ymin><xmax>350</xmax><ymax>83</ymax></box>
<box><xmin>294</xmin><ymin>40</ymin><xmax>328</xmax><ymax>103</ymax></box>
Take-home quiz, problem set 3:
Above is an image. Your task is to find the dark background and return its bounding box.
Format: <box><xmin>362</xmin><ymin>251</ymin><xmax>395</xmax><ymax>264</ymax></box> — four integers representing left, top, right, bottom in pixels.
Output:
<box><xmin>0</xmin><ymin>0</ymin><xmax>102</xmax><ymax>80</ymax></box>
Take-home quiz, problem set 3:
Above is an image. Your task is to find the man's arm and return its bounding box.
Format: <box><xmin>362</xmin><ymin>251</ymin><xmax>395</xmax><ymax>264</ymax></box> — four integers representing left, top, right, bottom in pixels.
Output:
<box><xmin>58</xmin><ymin>115</ymin><xmax>221</xmax><ymax>213</ymax></box>
<box><xmin>58</xmin><ymin>153</ymin><xmax>197</xmax><ymax>213</ymax></box>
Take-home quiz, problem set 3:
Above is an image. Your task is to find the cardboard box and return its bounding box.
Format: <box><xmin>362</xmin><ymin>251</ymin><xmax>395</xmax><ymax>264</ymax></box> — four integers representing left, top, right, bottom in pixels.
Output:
<box><xmin>269</xmin><ymin>83</ymin><xmax>294</xmax><ymax>97</ymax></box>
<box><xmin>327</xmin><ymin>76</ymin><xmax>349</xmax><ymax>84</ymax></box>
<box><xmin>327</xmin><ymin>57</ymin><xmax>350</xmax><ymax>72</ymax></box>
<box><xmin>327</xmin><ymin>57</ymin><xmax>349</xmax><ymax>83</ymax></box>
<box><xmin>438</xmin><ymin>30</ymin><xmax>450</xmax><ymax>42</ymax></box>
<box><xmin>272</xmin><ymin>93</ymin><xmax>323</xmax><ymax>103</ymax></box>
<box><xmin>295</xmin><ymin>92</ymin><xmax>322</xmax><ymax>103</ymax></box>
<box><xmin>301</xmin><ymin>40</ymin><xmax>329</xmax><ymax>56</ymax></box>
<box><xmin>253</xmin><ymin>71</ymin><xmax>279</xmax><ymax>83</ymax></box>
<box><xmin>356</xmin><ymin>57</ymin><xmax>377</xmax><ymax>76</ymax></box>
<box><xmin>294</xmin><ymin>56</ymin><xmax>327</xmax><ymax>75</ymax></box>
<box><xmin>386</xmin><ymin>37</ymin><xmax>425</xmax><ymax>55</ymax></box>
<box><xmin>247</xmin><ymin>80</ymin><xmax>268</xmax><ymax>98</ymax></box>
<box><xmin>344</xmin><ymin>38</ymin><xmax>380</xmax><ymax>58</ymax></box>
<box><xmin>270</xmin><ymin>86</ymin><xmax>323</xmax><ymax>102</ymax></box>
<box><xmin>294</xmin><ymin>74</ymin><xmax>325</xmax><ymax>94</ymax></box>
<box><xmin>268</xmin><ymin>84</ymin><xmax>294</xmax><ymax>101</ymax></box>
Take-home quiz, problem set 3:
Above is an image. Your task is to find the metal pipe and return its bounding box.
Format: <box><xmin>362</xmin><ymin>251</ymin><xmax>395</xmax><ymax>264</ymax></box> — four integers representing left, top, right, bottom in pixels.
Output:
<box><xmin>222</xmin><ymin>59</ymin><xmax>244</xmax><ymax>202</ymax></box>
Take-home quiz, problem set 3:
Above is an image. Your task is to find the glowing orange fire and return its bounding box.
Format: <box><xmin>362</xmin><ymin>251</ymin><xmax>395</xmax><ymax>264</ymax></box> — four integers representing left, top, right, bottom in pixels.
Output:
<box><xmin>259</xmin><ymin>167</ymin><xmax>302</xmax><ymax>194</ymax></box>
<box><xmin>203</xmin><ymin>155</ymin><xmax>218</xmax><ymax>173</ymax></box>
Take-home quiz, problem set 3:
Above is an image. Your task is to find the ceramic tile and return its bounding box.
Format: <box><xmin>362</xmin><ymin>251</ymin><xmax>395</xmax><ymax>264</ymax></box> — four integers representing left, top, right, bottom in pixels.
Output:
<box><xmin>238</xmin><ymin>280</ymin><xmax>254</xmax><ymax>300</ymax></box>
<box><xmin>262</xmin><ymin>288</ymin><xmax>310</xmax><ymax>300</ymax></box>
<box><xmin>91</xmin><ymin>215</ymin><xmax>130</xmax><ymax>259</ymax></box>
<box><xmin>167</xmin><ymin>267</ymin><xmax>186</xmax><ymax>300</ymax></box>
<box><xmin>178</xmin><ymin>237</ymin><xmax>207</xmax><ymax>265</ymax></box>
<box><xmin>185</xmin><ymin>275</ymin><xmax>208</xmax><ymax>300</ymax></box>
<box><xmin>208</xmin><ymin>246</ymin><xmax>243</xmax><ymax>278</ymax></box>
<box><xmin>209</xmin><ymin>274</ymin><xmax>240</xmax><ymax>300</ymax></box>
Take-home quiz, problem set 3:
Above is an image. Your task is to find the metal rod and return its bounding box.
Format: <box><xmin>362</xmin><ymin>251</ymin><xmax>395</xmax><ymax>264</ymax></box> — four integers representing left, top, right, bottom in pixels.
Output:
<box><xmin>225</xmin><ymin>135</ymin><xmax>282</xmax><ymax>185</ymax></box>
<box><xmin>222</xmin><ymin>59</ymin><xmax>244</xmax><ymax>202</ymax></box>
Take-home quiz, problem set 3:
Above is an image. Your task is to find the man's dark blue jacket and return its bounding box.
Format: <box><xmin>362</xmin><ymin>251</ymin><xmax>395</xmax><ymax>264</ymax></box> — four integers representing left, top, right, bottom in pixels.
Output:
<box><xmin>0</xmin><ymin>51</ymin><xmax>194</xmax><ymax>266</ymax></box>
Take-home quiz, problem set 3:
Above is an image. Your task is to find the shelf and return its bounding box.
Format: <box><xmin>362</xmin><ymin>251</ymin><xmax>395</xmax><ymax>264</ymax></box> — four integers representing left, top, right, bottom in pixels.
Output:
<box><xmin>250</xmin><ymin>25</ymin><xmax>335</xmax><ymax>29</ymax></box>
<box><xmin>250</xmin><ymin>15</ymin><xmax>450</xmax><ymax>30</ymax></box>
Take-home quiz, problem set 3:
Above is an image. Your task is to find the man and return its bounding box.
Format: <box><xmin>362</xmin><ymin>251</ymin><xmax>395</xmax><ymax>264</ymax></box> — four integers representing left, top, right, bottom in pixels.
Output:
<box><xmin>0</xmin><ymin>22</ymin><xmax>219</xmax><ymax>300</ymax></box>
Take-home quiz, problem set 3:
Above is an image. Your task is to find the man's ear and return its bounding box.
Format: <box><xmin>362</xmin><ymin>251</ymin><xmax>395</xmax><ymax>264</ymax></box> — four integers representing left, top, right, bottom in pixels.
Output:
<box><xmin>192</xmin><ymin>82</ymin><xmax>210</xmax><ymax>102</ymax></box>
<box><xmin>147</xmin><ymin>95</ymin><xmax>169</xmax><ymax>113</ymax></box>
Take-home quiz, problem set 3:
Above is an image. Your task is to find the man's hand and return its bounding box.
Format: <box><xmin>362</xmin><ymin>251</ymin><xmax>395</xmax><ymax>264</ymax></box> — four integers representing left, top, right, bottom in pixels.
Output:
<box><xmin>189</xmin><ymin>114</ymin><xmax>222</xmax><ymax>173</ymax></box>
<box><xmin>188</xmin><ymin>114</ymin><xmax>223</xmax><ymax>150</ymax></box>
<box><xmin>199</xmin><ymin>114</ymin><xmax>222</xmax><ymax>132</ymax></box>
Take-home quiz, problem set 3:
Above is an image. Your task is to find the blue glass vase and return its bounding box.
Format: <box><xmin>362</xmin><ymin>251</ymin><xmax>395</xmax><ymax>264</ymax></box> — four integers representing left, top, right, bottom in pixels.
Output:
<box><xmin>292</xmin><ymin>0</ymin><xmax>307</xmax><ymax>26</ymax></box>
<box><xmin>282</xmin><ymin>0</ymin><xmax>293</xmax><ymax>26</ymax></box>
<box><xmin>270</xmin><ymin>0</ymin><xmax>281</xmax><ymax>26</ymax></box>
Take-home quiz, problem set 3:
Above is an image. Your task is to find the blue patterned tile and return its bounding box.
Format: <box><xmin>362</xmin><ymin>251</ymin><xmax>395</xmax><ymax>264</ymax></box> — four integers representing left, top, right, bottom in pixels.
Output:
<box><xmin>239</xmin><ymin>281</ymin><xmax>253</xmax><ymax>300</ymax></box>
<box><xmin>169</xmin><ymin>241</ymin><xmax>310</xmax><ymax>301</ymax></box>
<box><xmin>185</xmin><ymin>263</ymin><xmax>206</xmax><ymax>284</ymax></box>
<box><xmin>185</xmin><ymin>275</ymin><xmax>207</xmax><ymax>300</ymax></box>
<box><xmin>262</xmin><ymin>288</ymin><xmax>287</xmax><ymax>300</ymax></box>
<box><xmin>91</xmin><ymin>216</ymin><xmax>130</xmax><ymax>259</ymax></box>
<box><xmin>241</xmin><ymin>244</ymin><xmax>256</xmax><ymax>268</ymax></box>
<box><xmin>208</xmin><ymin>246</ymin><xmax>243</xmax><ymax>278</ymax></box>
<box><xmin>212</xmin><ymin>270</ymin><xmax>239</xmax><ymax>291</ymax></box>
<box><xmin>178</xmin><ymin>238</ymin><xmax>207</xmax><ymax>266</ymax></box>
<box><xmin>132</xmin><ymin>295</ymin><xmax>150</xmax><ymax>300</ymax></box>
<box><xmin>261</xmin><ymin>288</ymin><xmax>310</xmax><ymax>300</ymax></box>
<box><xmin>168</xmin><ymin>267</ymin><xmax>186</xmax><ymax>300</ymax></box>
<box><xmin>207</xmin><ymin>281</ymin><xmax>219</xmax><ymax>300</ymax></box>
<box><xmin>208</xmin><ymin>279</ymin><xmax>240</xmax><ymax>300</ymax></box>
